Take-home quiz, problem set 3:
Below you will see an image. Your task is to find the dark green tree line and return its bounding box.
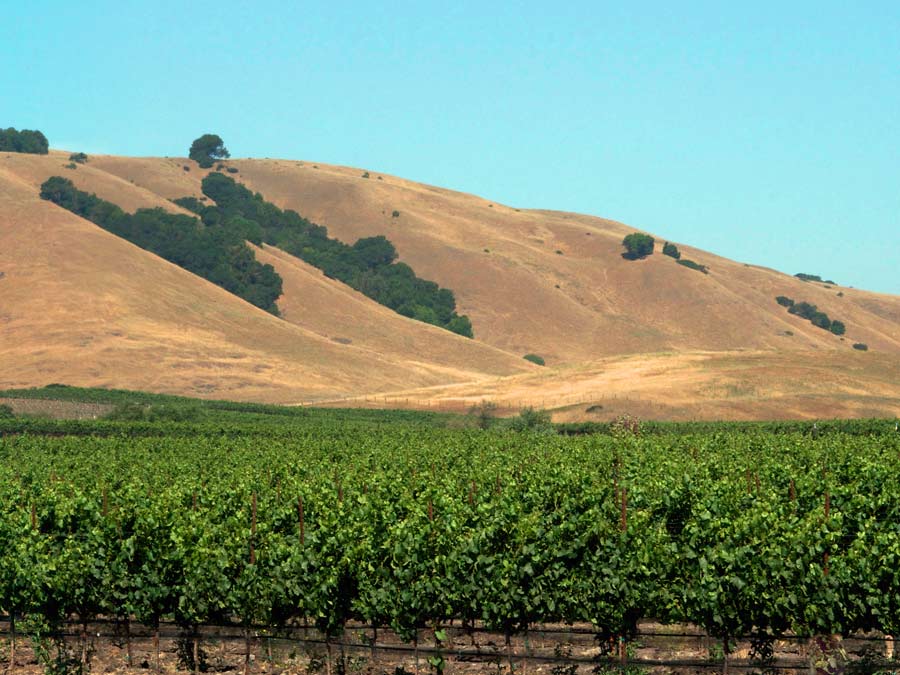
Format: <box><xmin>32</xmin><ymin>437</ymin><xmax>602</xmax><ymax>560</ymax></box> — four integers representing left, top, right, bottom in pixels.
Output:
<box><xmin>40</xmin><ymin>176</ymin><xmax>282</xmax><ymax>314</ymax></box>
<box><xmin>0</xmin><ymin>127</ymin><xmax>49</xmax><ymax>154</ymax></box>
<box><xmin>179</xmin><ymin>173</ymin><xmax>473</xmax><ymax>337</ymax></box>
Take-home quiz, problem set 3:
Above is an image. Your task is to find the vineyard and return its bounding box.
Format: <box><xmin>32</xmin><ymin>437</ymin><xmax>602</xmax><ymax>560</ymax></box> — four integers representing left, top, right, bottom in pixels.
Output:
<box><xmin>1</xmin><ymin>411</ymin><xmax>900</xmax><ymax>673</ymax></box>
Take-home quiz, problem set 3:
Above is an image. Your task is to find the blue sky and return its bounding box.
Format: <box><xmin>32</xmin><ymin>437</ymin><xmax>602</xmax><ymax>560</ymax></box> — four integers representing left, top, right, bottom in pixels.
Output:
<box><xmin>3</xmin><ymin>1</ymin><xmax>898</xmax><ymax>293</ymax></box>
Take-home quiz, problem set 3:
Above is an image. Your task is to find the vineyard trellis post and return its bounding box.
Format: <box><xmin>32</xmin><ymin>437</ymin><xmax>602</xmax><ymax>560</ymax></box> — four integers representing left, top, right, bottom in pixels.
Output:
<box><xmin>245</xmin><ymin>491</ymin><xmax>258</xmax><ymax>675</ymax></box>
<box><xmin>823</xmin><ymin>490</ymin><xmax>830</xmax><ymax>576</ymax></box>
<box><xmin>619</xmin><ymin>486</ymin><xmax>628</xmax><ymax>668</ymax></box>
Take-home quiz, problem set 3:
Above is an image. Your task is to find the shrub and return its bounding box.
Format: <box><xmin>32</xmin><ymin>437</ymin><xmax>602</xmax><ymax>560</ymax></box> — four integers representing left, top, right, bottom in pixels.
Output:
<box><xmin>183</xmin><ymin>165</ymin><xmax>190</xmax><ymax>171</ymax></box>
<box><xmin>662</xmin><ymin>242</ymin><xmax>681</xmax><ymax>259</ymax></box>
<box><xmin>392</xmin><ymin>210</ymin><xmax>400</xmax><ymax>218</ymax></box>
<box><xmin>622</xmin><ymin>233</ymin><xmax>654</xmax><ymax>259</ymax></box>
<box><xmin>146</xmin><ymin>405</ymin><xmax>203</xmax><ymax>422</ymax></box>
<box><xmin>555</xmin><ymin>250</ymin><xmax>563</xmax><ymax>255</ymax></box>
<box><xmin>105</xmin><ymin>402</ymin><xmax>148</xmax><ymax>421</ymax></box>
<box><xmin>468</xmin><ymin>400</ymin><xmax>498</xmax><ymax>430</ymax></box>
<box><xmin>69</xmin><ymin>152</ymin><xmax>88</xmax><ymax>164</ymax></box>
<box><xmin>677</xmin><ymin>258</ymin><xmax>709</xmax><ymax>274</ymax></box>
<box><xmin>505</xmin><ymin>407</ymin><xmax>554</xmax><ymax>434</ymax></box>
<box><xmin>523</xmin><ymin>354</ymin><xmax>545</xmax><ymax>366</ymax></box>
<box><xmin>775</xmin><ymin>296</ymin><xmax>794</xmax><ymax>307</ymax></box>
<box><xmin>361</xmin><ymin>171</ymin><xmax>370</xmax><ymax>179</ymax></box>
<box><xmin>64</xmin><ymin>163</ymin><xmax>77</xmax><ymax>169</ymax></box>
<box><xmin>226</xmin><ymin>167</ymin><xmax>239</xmax><ymax>173</ymax></box>
<box><xmin>0</xmin><ymin>404</ymin><xmax>14</xmax><ymax>418</ymax></box>
<box><xmin>829</xmin><ymin>320</ymin><xmax>846</xmax><ymax>336</ymax></box>
<box><xmin>853</xmin><ymin>343</ymin><xmax>868</xmax><ymax>351</ymax></box>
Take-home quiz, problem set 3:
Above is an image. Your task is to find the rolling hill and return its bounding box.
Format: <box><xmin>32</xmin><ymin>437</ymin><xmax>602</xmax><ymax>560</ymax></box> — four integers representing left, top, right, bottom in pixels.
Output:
<box><xmin>1</xmin><ymin>149</ymin><xmax>898</xmax><ymax>418</ymax></box>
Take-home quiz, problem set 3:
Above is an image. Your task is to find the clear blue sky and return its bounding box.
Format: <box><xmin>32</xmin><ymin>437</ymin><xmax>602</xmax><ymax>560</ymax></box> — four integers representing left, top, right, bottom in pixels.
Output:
<box><xmin>3</xmin><ymin>1</ymin><xmax>898</xmax><ymax>293</ymax></box>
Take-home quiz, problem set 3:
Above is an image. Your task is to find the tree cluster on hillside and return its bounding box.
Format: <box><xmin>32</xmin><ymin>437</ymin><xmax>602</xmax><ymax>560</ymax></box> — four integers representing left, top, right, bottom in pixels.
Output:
<box><xmin>658</xmin><ymin>240</ymin><xmax>708</xmax><ymax>273</ymax></box>
<box><xmin>775</xmin><ymin>296</ymin><xmax>845</xmax><ymax>335</ymax></box>
<box><xmin>0</xmin><ymin>127</ymin><xmax>49</xmax><ymax>154</ymax></box>
<box><xmin>662</xmin><ymin>242</ymin><xmax>681</xmax><ymax>259</ymax></box>
<box><xmin>776</xmin><ymin>295</ymin><xmax>794</xmax><ymax>307</ymax></box>
<box><xmin>621</xmin><ymin>233</ymin><xmax>654</xmax><ymax>260</ymax></box>
<box><xmin>796</xmin><ymin>272</ymin><xmax>836</xmax><ymax>285</ymax></box>
<box><xmin>676</xmin><ymin>258</ymin><xmax>709</xmax><ymax>274</ymax></box>
<box><xmin>177</xmin><ymin>173</ymin><xmax>474</xmax><ymax>337</ymax></box>
<box><xmin>40</xmin><ymin>176</ymin><xmax>282</xmax><ymax>314</ymax></box>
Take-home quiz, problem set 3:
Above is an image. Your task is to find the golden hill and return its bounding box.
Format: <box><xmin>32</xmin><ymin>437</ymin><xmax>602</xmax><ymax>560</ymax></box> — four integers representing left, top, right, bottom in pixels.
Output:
<box><xmin>1</xmin><ymin>150</ymin><xmax>898</xmax><ymax>418</ymax></box>
<box><xmin>0</xmin><ymin>152</ymin><xmax>531</xmax><ymax>403</ymax></box>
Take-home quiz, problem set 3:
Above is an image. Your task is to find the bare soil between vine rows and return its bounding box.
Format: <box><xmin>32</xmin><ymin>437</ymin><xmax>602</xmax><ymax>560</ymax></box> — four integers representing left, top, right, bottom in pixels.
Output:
<box><xmin>1</xmin><ymin>619</ymin><xmax>894</xmax><ymax>675</ymax></box>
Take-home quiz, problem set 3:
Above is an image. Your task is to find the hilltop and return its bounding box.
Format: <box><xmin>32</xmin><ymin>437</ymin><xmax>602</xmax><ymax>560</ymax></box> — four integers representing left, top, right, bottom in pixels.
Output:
<box><xmin>1</xmin><ymin>149</ymin><xmax>897</xmax><ymax>418</ymax></box>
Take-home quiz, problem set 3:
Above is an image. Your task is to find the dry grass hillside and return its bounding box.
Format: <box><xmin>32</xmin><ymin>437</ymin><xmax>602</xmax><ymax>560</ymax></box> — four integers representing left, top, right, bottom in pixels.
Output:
<box><xmin>0</xmin><ymin>152</ymin><xmax>530</xmax><ymax>403</ymax></box>
<box><xmin>89</xmin><ymin>155</ymin><xmax>899</xmax><ymax>362</ymax></box>
<box><xmin>1</xmin><ymin>150</ymin><xmax>898</xmax><ymax>418</ymax></box>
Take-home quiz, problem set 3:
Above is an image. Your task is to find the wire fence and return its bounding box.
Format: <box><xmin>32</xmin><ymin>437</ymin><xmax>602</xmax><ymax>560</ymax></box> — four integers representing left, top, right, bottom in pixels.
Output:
<box><xmin>1</xmin><ymin>617</ymin><xmax>896</xmax><ymax>674</ymax></box>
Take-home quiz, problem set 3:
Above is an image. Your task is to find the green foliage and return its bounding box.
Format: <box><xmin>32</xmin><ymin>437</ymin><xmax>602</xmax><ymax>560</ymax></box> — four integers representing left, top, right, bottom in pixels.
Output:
<box><xmin>468</xmin><ymin>400</ymin><xmax>498</xmax><ymax>429</ymax></box>
<box><xmin>106</xmin><ymin>402</ymin><xmax>203</xmax><ymax>422</ymax></box>
<box><xmin>523</xmin><ymin>353</ymin><xmax>545</xmax><ymax>366</ymax></box>
<box><xmin>39</xmin><ymin>176</ymin><xmax>282</xmax><ymax>314</ymax></box>
<box><xmin>361</xmin><ymin>171</ymin><xmax>370</xmax><ymax>178</ymax></box>
<box><xmin>852</xmin><ymin>343</ymin><xmax>868</xmax><ymax>351</ymax></box>
<box><xmin>64</xmin><ymin>163</ymin><xmax>77</xmax><ymax>169</ymax></box>
<box><xmin>392</xmin><ymin>210</ymin><xmax>400</xmax><ymax>218</ymax></box>
<box><xmin>775</xmin><ymin>296</ymin><xmax>794</xmax><ymax>307</ymax></box>
<box><xmin>105</xmin><ymin>402</ymin><xmax>147</xmax><ymax>421</ymax></box>
<box><xmin>188</xmin><ymin>133</ymin><xmax>230</xmax><ymax>169</ymax></box>
<box><xmin>226</xmin><ymin>166</ymin><xmax>239</xmax><ymax>173</ymax></box>
<box><xmin>0</xmin><ymin>404</ymin><xmax>13</xmax><ymax>418</ymax></box>
<box><xmin>68</xmin><ymin>152</ymin><xmax>88</xmax><ymax>164</ymax></box>
<box><xmin>503</xmin><ymin>406</ymin><xmax>553</xmax><ymax>433</ymax></box>
<box><xmin>0</xmin><ymin>127</ymin><xmax>49</xmax><ymax>154</ymax></box>
<box><xmin>786</xmin><ymin>301</ymin><xmax>845</xmax><ymax>333</ymax></box>
<box><xmin>676</xmin><ymin>258</ymin><xmax>709</xmax><ymax>274</ymax></box>
<box><xmin>0</xmin><ymin>385</ymin><xmax>458</xmax><ymax>429</ymax></box>
<box><xmin>194</xmin><ymin>173</ymin><xmax>474</xmax><ymax>337</ymax></box>
<box><xmin>662</xmin><ymin>242</ymin><xmax>681</xmax><ymax>259</ymax></box>
<box><xmin>621</xmin><ymin>233</ymin><xmax>654</xmax><ymax>260</ymax></box>
<box><xmin>5</xmin><ymin>418</ymin><xmax>900</xmax><ymax>652</ymax></box>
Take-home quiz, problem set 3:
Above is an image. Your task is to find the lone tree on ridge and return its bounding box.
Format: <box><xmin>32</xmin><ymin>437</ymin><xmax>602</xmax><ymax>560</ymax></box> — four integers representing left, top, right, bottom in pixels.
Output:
<box><xmin>189</xmin><ymin>134</ymin><xmax>230</xmax><ymax>168</ymax></box>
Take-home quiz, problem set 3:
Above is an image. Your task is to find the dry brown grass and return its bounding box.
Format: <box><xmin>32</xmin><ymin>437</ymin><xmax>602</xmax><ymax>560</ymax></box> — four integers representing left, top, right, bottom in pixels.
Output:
<box><xmin>1</xmin><ymin>150</ymin><xmax>898</xmax><ymax>418</ymax></box>
<box><xmin>335</xmin><ymin>349</ymin><xmax>899</xmax><ymax>421</ymax></box>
